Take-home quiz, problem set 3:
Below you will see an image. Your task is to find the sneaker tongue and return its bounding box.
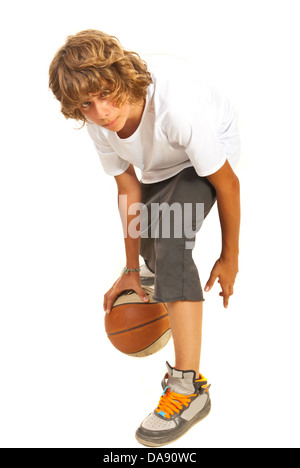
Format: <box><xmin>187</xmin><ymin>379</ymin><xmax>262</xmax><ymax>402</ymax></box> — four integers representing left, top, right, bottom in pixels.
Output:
<box><xmin>166</xmin><ymin>362</ymin><xmax>196</xmax><ymax>395</ymax></box>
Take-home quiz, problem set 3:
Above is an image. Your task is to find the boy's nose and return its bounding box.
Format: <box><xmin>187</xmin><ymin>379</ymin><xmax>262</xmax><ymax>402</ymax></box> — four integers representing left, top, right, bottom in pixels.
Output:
<box><xmin>94</xmin><ymin>100</ymin><xmax>109</xmax><ymax>120</ymax></box>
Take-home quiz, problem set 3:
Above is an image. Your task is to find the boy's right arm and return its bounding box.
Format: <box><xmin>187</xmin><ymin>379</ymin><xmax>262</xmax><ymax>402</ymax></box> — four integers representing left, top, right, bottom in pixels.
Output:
<box><xmin>103</xmin><ymin>164</ymin><xmax>149</xmax><ymax>314</ymax></box>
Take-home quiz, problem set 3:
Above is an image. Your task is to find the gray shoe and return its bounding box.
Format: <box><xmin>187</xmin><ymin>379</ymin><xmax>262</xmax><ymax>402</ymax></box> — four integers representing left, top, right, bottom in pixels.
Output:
<box><xmin>140</xmin><ymin>263</ymin><xmax>155</xmax><ymax>286</ymax></box>
<box><xmin>135</xmin><ymin>362</ymin><xmax>211</xmax><ymax>447</ymax></box>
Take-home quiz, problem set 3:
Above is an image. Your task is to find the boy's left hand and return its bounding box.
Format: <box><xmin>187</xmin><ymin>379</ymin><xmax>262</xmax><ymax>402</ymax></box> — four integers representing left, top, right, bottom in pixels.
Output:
<box><xmin>204</xmin><ymin>256</ymin><xmax>239</xmax><ymax>308</ymax></box>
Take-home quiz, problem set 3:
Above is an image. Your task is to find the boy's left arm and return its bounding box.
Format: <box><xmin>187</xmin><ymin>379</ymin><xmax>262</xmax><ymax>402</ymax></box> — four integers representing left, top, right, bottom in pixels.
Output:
<box><xmin>205</xmin><ymin>160</ymin><xmax>241</xmax><ymax>308</ymax></box>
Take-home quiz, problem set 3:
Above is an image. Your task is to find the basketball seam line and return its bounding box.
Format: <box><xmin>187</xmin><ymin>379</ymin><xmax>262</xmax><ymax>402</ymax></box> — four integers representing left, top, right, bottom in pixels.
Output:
<box><xmin>111</xmin><ymin>298</ymin><xmax>154</xmax><ymax>309</ymax></box>
<box><xmin>127</xmin><ymin>329</ymin><xmax>171</xmax><ymax>355</ymax></box>
<box><xmin>107</xmin><ymin>313</ymin><xmax>169</xmax><ymax>336</ymax></box>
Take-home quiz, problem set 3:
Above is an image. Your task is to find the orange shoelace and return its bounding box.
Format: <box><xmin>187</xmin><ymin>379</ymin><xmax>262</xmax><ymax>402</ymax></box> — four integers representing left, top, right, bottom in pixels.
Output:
<box><xmin>155</xmin><ymin>376</ymin><xmax>210</xmax><ymax>419</ymax></box>
<box><xmin>155</xmin><ymin>387</ymin><xmax>196</xmax><ymax>419</ymax></box>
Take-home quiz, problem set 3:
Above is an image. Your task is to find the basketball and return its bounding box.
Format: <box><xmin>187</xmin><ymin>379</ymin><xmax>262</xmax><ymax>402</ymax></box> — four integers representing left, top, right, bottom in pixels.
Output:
<box><xmin>104</xmin><ymin>287</ymin><xmax>171</xmax><ymax>357</ymax></box>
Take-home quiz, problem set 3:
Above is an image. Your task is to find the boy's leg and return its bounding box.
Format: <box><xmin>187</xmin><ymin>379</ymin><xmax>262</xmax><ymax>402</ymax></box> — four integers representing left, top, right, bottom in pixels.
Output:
<box><xmin>135</xmin><ymin>301</ymin><xmax>210</xmax><ymax>447</ymax></box>
<box><xmin>136</xmin><ymin>169</ymin><xmax>214</xmax><ymax>447</ymax></box>
<box><xmin>167</xmin><ymin>300</ymin><xmax>203</xmax><ymax>379</ymax></box>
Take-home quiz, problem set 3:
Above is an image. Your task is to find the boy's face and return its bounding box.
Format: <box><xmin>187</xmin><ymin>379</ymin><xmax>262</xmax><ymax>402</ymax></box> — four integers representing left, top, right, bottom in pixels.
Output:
<box><xmin>79</xmin><ymin>92</ymin><xmax>135</xmax><ymax>132</ymax></box>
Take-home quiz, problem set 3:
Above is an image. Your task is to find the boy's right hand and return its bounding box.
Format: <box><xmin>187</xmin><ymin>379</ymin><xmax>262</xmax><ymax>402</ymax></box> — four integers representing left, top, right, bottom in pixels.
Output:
<box><xmin>103</xmin><ymin>271</ymin><xmax>149</xmax><ymax>314</ymax></box>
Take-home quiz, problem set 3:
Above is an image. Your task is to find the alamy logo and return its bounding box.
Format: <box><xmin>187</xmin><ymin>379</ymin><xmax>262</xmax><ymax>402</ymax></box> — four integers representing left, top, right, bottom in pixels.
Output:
<box><xmin>118</xmin><ymin>195</ymin><xmax>204</xmax><ymax>250</ymax></box>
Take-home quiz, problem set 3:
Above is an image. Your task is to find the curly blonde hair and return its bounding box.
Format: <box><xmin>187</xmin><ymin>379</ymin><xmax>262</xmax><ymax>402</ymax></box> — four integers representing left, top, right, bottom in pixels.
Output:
<box><xmin>49</xmin><ymin>29</ymin><xmax>153</xmax><ymax>124</ymax></box>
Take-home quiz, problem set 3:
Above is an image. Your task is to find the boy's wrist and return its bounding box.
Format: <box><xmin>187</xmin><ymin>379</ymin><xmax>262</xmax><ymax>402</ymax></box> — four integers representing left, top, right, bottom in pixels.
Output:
<box><xmin>220</xmin><ymin>249</ymin><xmax>239</xmax><ymax>262</ymax></box>
<box><xmin>122</xmin><ymin>266</ymin><xmax>141</xmax><ymax>275</ymax></box>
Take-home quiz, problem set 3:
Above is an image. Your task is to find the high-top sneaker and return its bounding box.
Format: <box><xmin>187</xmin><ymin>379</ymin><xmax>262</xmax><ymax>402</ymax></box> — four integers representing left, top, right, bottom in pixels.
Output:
<box><xmin>135</xmin><ymin>362</ymin><xmax>211</xmax><ymax>447</ymax></box>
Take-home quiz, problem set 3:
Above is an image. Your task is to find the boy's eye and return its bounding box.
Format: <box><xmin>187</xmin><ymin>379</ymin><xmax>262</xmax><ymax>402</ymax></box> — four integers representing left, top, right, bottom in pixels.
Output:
<box><xmin>80</xmin><ymin>90</ymin><xmax>111</xmax><ymax>109</ymax></box>
<box><xmin>100</xmin><ymin>90</ymin><xmax>110</xmax><ymax>98</ymax></box>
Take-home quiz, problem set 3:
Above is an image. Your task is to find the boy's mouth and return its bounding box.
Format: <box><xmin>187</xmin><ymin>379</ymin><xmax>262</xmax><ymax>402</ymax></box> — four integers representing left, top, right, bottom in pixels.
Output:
<box><xmin>103</xmin><ymin>117</ymin><xmax>119</xmax><ymax>128</ymax></box>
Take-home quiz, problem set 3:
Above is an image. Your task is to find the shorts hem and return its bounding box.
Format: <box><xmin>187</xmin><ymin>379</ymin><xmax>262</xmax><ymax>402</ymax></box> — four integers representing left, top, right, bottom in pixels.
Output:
<box><xmin>153</xmin><ymin>295</ymin><xmax>205</xmax><ymax>303</ymax></box>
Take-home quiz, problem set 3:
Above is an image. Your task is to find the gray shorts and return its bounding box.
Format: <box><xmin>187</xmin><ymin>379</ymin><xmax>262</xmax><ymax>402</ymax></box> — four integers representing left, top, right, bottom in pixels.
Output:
<box><xmin>139</xmin><ymin>166</ymin><xmax>217</xmax><ymax>303</ymax></box>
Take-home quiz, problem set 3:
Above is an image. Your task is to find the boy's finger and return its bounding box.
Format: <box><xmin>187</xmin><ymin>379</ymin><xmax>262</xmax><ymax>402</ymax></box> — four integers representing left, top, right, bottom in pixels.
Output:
<box><xmin>103</xmin><ymin>287</ymin><xmax>113</xmax><ymax>312</ymax></box>
<box><xmin>105</xmin><ymin>292</ymin><xmax>119</xmax><ymax>314</ymax></box>
<box><xmin>139</xmin><ymin>289</ymin><xmax>149</xmax><ymax>302</ymax></box>
<box><xmin>104</xmin><ymin>297</ymin><xmax>112</xmax><ymax>313</ymax></box>
<box><xmin>205</xmin><ymin>269</ymin><xmax>218</xmax><ymax>292</ymax></box>
<box><xmin>105</xmin><ymin>300</ymin><xmax>113</xmax><ymax>314</ymax></box>
<box><xmin>222</xmin><ymin>287</ymin><xmax>230</xmax><ymax>308</ymax></box>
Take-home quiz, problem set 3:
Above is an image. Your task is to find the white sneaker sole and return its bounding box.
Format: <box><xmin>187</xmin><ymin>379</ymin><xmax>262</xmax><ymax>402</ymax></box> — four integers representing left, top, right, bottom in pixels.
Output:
<box><xmin>135</xmin><ymin>403</ymin><xmax>211</xmax><ymax>447</ymax></box>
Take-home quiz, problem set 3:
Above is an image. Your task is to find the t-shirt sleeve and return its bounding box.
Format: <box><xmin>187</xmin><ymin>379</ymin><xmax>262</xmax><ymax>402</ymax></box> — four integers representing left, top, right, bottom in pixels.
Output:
<box><xmin>87</xmin><ymin>124</ymin><xmax>130</xmax><ymax>176</ymax></box>
<box><xmin>164</xmin><ymin>109</ymin><xmax>227</xmax><ymax>177</ymax></box>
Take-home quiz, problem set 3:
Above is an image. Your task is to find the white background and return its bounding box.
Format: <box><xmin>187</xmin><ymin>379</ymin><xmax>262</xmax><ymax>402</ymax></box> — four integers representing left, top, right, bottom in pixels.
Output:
<box><xmin>0</xmin><ymin>0</ymin><xmax>299</xmax><ymax>449</ymax></box>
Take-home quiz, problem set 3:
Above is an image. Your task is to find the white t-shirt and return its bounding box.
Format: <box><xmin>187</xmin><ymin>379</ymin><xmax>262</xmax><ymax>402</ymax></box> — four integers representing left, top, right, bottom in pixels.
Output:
<box><xmin>87</xmin><ymin>55</ymin><xmax>241</xmax><ymax>183</ymax></box>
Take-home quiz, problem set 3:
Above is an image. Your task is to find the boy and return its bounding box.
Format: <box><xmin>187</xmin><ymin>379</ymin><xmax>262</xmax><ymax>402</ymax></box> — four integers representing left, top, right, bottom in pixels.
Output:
<box><xmin>49</xmin><ymin>29</ymin><xmax>241</xmax><ymax>447</ymax></box>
